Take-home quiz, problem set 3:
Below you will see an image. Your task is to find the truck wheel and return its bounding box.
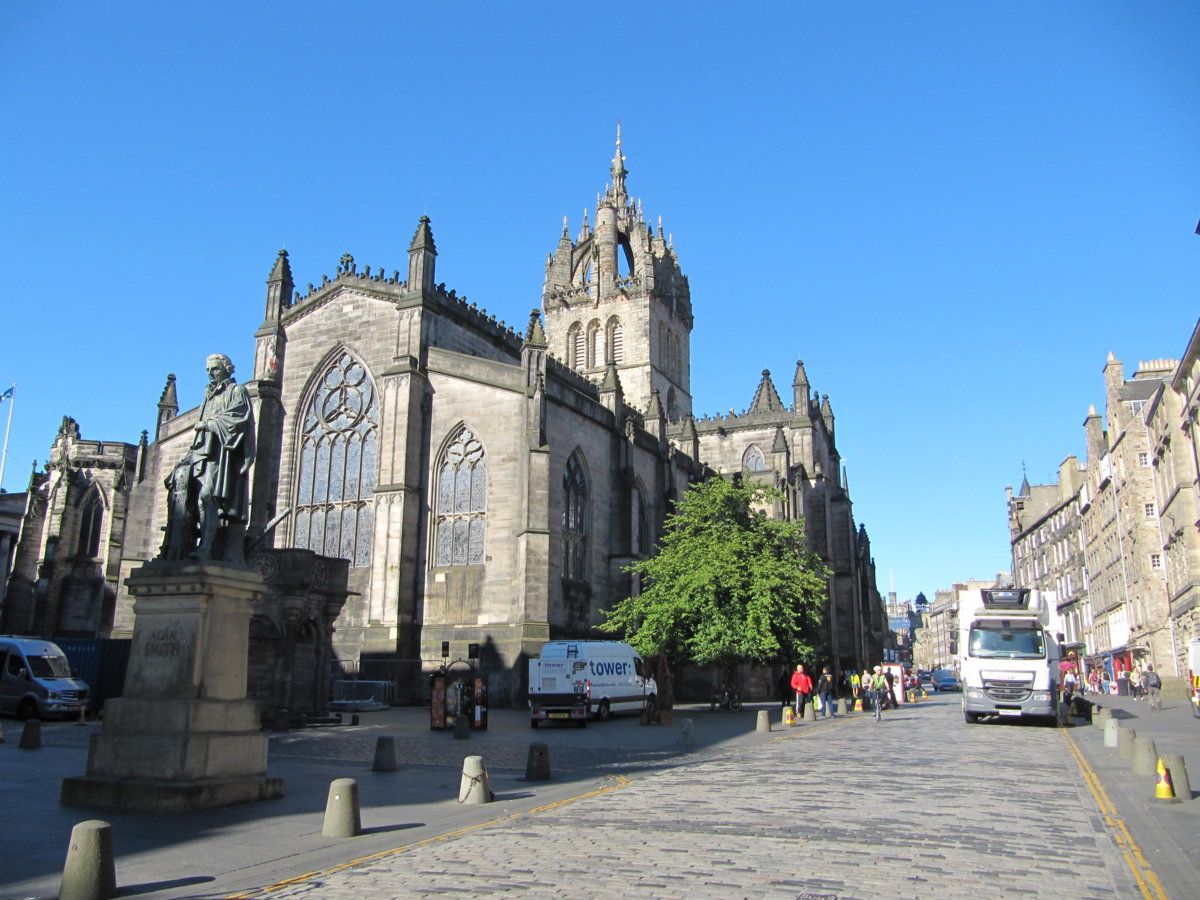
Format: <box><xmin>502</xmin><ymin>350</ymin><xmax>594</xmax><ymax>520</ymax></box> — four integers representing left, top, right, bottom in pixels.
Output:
<box><xmin>596</xmin><ymin>700</ymin><xmax>611</xmax><ymax>722</ymax></box>
<box><xmin>964</xmin><ymin>711</ymin><xmax>980</xmax><ymax>724</ymax></box>
<box><xmin>17</xmin><ymin>698</ymin><xmax>39</xmax><ymax>721</ymax></box>
<box><xmin>530</xmin><ymin>718</ymin><xmax>539</xmax><ymax>729</ymax></box>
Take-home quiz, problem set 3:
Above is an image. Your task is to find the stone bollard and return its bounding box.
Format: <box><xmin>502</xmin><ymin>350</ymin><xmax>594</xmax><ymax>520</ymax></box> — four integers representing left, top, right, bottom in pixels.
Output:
<box><xmin>371</xmin><ymin>736</ymin><xmax>398</xmax><ymax>772</ymax></box>
<box><xmin>1163</xmin><ymin>753</ymin><xmax>1193</xmax><ymax>801</ymax></box>
<box><xmin>1093</xmin><ymin>706</ymin><xmax>1108</xmax><ymax>730</ymax></box>
<box><xmin>1103</xmin><ymin>718</ymin><xmax>1120</xmax><ymax>748</ymax></box>
<box><xmin>525</xmin><ymin>743</ymin><xmax>551</xmax><ymax>781</ymax></box>
<box><xmin>19</xmin><ymin>719</ymin><xmax>42</xmax><ymax>750</ymax></box>
<box><xmin>803</xmin><ymin>701</ymin><xmax>816</xmax><ymax>722</ymax></box>
<box><xmin>453</xmin><ymin>714</ymin><xmax>471</xmax><ymax>740</ymax></box>
<box><xmin>676</xmin><ymin>718</ymin><xmax>697</xmax><ymax>749</ymax></box>
<box><xmin>1131</xmin><ymin>736</ymin><xmax>1158</xmax><ymax>776</ymax></box>
<box><xmin>271</xmin><ymin>708</ymin><xmax>290</xmax><ymax>732</ymax></box>
<box><xmin>782</xmin><ymin>707</ymin><xmax>796</xmax><ymax>727</ymax></box>
<box><xmin>1117</xmin><ymin>725</ymin><xmax>1138</xmax><ymax>760</ymax></box>
<box><xmin>59</xmin><ymin>819</ymin><xmax>117</xmax><ymax>900</ymax></box>
<box><xmin>351</xmin><ymin>714</ymin><xmax>360</xmax><ymax>726</ymax></box>
<box><xmin>322</xmin><ymin>778</ymin><xmax>362</xmax><ymax>837</ymax></box>
<box><xmin>1056</xmin><ymin>702</ymin><xmax>1070</xmax><ymax>727</ymax></box>
<box><xmin>458</xmin><ymin>755</ymin><xmax>494</xmax><ymax>804</ymax></box>
<box><xmin>756</xmin><ymin>710</ymin><xmax>771</xmax><ymax>734</ymax></box>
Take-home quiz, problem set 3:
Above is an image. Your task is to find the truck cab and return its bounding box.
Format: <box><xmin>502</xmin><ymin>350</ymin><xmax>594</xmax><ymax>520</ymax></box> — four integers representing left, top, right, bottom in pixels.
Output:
<box><xmin>956</xmin><ymin>589</ymin><xmax>1061</xmax><ymax>724</ymax></box>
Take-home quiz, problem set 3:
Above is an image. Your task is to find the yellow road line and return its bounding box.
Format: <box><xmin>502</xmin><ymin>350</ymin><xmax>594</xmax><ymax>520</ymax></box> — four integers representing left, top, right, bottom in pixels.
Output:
<box><xmin>226</xmin><ymin>774</ymin><xmax>633</xmax><ymax>898</ymax></box>
<box><xmin>1061</xmin><ymin>728</ymin><xmax>1168</xmax><ymax>900</ymax></box>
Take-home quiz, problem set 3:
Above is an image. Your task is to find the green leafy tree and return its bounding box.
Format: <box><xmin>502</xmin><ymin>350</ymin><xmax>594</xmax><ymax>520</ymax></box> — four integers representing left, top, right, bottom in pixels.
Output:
<box><xmin>600</xmin><ymin>476</ymin><xmax>830</xmax><ymax>707</ymax></box>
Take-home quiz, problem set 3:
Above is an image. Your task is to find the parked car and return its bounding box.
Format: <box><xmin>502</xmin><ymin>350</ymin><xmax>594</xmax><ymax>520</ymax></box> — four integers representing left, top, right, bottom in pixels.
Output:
<box><xmin>931</xmin><ymin>669</ymin><xmax>961</xmax><ymax>692</ymax></box>
<box><xmin>918</xmin><ymin>671</ymin><xmax>934</xmax><ymax>688</ymax></box>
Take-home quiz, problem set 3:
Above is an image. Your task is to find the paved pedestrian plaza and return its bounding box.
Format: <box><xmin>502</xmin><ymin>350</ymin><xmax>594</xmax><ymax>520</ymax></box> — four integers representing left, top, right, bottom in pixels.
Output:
<box><xmin>2</xmin><ymin>694</ymin><xmax>1197</xmax><ymax>898</ymax></box>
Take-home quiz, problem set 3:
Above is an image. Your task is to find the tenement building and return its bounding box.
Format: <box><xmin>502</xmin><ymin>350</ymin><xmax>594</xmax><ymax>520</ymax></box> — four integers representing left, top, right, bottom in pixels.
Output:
<box><xmin>1</xmin><ymin>134</ymin><xmax>887</xmax><ymax>702</ymax></box>
<box><xmin>1007</xmin><ymin>353</ymin><xmax>1175</xmax><ymax>680</ymax></box>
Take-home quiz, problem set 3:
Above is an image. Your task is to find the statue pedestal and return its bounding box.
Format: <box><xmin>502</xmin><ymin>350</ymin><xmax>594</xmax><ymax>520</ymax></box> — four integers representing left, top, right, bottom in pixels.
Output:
<box><xmin>61</xmin><ymin>561</ymin><xmax>284</xmax><ymax>812</ymax></box>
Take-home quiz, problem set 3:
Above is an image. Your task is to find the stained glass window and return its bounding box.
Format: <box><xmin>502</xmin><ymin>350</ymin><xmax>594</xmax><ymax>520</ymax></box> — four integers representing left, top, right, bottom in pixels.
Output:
<box><xmin>434</xmin><ymin>425</ymin><xmax>486</xmax><ymax>567</ymax></box>
<box><xmin>743</xmin><ymin>445</ymin><xmax>766</xmax><ymax>472</ymax></box>
<box><xmin>292</xmin><ymin>351</ymin><xmax>380</xmax><ymax>566</ymax></box>
<box><xmin>563</xmin><ymin>453</ymin><xmax>589</xmax><ymax>581</ymax></box>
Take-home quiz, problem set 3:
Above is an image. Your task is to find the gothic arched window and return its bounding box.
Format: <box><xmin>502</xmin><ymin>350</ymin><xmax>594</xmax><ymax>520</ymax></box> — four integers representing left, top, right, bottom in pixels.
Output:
<box><xmin>607</xmin><ymin>316</ymin><xmax>624</xmax><ymax>364</ymax></box>
<box><xmin>631</xmin><ymin>483</ymin><xmax>650</xmax><ymax>556</ymax></box>
<box><xmin>563</xmin><ymin>453</ymin><xmax>589</xmax><ymax>582</ymax></box>
<box><xmin>743</xmin><ymin>445</ymin><xmax>766</xmax><ymax>472</ymax></box>
<box><xmin>434</xmin><ymin>425</ymin><xmax>487</xmax><ymax>567</ymax></box>
<box><xmin>567</xmin><ymin>323</ymin><xmax>584</xmax><ymax>371</ymax></box>
<box><xmin>587</xmin><ymin>319</ymin><xmax>603</xmax><ymax>368</ymax></box>
<box><xmin>77</xmin><ymin>487</ymin><xmax>104</xmax><ymax>558</ymax></box>
<box><xmin>666</xmin><ymin>387</ymin><xmax>677</xmax><ymax>421</ymax></box>
<box><xmin>292</xmin><ymin>351</ymin><xmax>380</xmax><ymax>567</ymax></box>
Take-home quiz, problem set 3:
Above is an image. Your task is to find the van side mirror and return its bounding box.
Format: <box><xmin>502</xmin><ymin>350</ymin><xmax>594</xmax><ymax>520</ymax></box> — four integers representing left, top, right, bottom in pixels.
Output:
<box><xmin>633</xmin><ymin>658</ymin><xmax>644</xmax><ymax>678</ymax></box>
<box><xmin>949</xmin><ymin>640</ymin><xmax>958</xmax><ymax>656</ymax></box>
<box><xmin>1056</xmin><ymin>633</ymin><xmax>1065</xmax><ymax>645</ymax></box>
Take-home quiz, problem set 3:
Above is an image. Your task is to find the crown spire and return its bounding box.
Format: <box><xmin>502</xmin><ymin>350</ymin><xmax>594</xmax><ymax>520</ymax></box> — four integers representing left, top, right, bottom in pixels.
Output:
<box><xmin>609</xmin><ymin>120</ymin><xmax>627</xmax><ymax>201</ymax></box>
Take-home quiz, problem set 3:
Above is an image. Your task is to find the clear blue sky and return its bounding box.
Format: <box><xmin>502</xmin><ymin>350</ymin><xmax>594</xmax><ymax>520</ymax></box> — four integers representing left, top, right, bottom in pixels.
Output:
<box><xmin>2</xmin><ymin>3</ymin><xmax>1197</xmax><ymax>602</ymax></box>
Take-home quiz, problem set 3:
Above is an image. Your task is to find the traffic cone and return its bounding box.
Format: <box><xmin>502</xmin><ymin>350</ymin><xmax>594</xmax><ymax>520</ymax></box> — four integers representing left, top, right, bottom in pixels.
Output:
<box><xmin>1155</xmin><ymin>758</ymin><xmax>1182</xmax><ymax>803</ymax></box>
<box><xmin>854</xmin><ymin>697</ymin><xmax>863</xmax><ymax>712</ymax></box>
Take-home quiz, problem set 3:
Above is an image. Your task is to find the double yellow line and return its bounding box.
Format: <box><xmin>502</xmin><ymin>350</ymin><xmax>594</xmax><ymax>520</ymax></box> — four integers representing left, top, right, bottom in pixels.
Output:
<box><xmin>1061</xmin><ymin>729</ymin><xmax>1167</xmax><ymax>900</ymax></box>
<box><xmin>227</xmin><ymin>775</ymin><xmax>633</xmax><ymax>898</ymax></box>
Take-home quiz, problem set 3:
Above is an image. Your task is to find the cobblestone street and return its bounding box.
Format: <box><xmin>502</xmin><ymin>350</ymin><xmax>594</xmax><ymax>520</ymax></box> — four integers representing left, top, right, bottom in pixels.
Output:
<box><xmin>254</xmin><ymin>698</ymin><xmax>1142</xmax><ymax>899</ymax></box>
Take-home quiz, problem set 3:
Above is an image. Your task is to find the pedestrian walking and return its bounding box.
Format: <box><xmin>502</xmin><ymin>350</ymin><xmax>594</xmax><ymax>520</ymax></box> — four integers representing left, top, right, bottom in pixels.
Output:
<box><xmin>882</xmin><ymin>668</ymin><xmax>896</xmax><ymax>710</ymax></box>
<box><xmin>790</xmin><ymin>664</ymin><xmax>813</xmax><ymax>716</ymax></box>
<box><xmin>817</xmin><ymin>666</ymin><xmax>835</xmax><ymax>718</ymax></box>
<box><xmin>1062</xmin><ymin>668</ymin><xmax>1077</xmax><ymax>702</ymax></box>
<box><xmin>1088</xmin><ymin>669</ymin><xmax>1100</xmax><ymax>695</ymax></box>
<box><xmin>1143</xmin><ymin>664</ymin><xmax>1162</xmax><ymax>710</ymax></box>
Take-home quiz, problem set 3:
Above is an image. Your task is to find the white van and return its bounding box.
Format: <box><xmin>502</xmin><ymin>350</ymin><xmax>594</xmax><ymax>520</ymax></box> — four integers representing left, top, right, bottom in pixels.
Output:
<box><xmin>0</xmin><ymin>635</ymin><xmax>90</xmax><ymax>719</ymax></box>
<box><xmin>528</xmin><ymin>639</ymin><xmax>656</xmax><ymax>727</ymax></box>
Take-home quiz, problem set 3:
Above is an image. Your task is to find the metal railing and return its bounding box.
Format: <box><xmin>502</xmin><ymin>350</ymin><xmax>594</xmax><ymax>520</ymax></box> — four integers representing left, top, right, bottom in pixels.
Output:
<box><xmin>330</xmin><ymin>679</ymin><xmax>395</xmax><ymax>711</ymax></box>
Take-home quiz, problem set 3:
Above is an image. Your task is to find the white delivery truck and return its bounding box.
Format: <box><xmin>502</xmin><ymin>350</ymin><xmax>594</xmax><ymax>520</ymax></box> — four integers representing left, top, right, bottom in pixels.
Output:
<box><xmin>0</xmin><ymin>635</ymin><xmax>90</xmax><ymax>720</ymax></box>
<box><xmin>528</xmin><ymin>640</ymin><xmax>656</xmax><ymax>728</ymax></box>
<box><xmin>954</xmin><ymin>588</ymin><xmax>1062</xmax><ymax>724</ymax></box>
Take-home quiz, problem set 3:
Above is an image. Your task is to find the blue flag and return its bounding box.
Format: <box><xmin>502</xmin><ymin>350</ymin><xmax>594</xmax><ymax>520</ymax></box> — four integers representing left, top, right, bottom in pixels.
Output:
<box><xmin>0</xmin><ymin>386</ymin><xmax>12</xmax><ymax>402</ymax></box>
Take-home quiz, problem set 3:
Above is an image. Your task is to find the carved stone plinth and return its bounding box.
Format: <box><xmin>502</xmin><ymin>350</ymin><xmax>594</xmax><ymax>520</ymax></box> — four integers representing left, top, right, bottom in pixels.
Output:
<box><xmin>61</xmin><ymin>561</ymin><xmax>284</xmax><ymax>812</ymax></box>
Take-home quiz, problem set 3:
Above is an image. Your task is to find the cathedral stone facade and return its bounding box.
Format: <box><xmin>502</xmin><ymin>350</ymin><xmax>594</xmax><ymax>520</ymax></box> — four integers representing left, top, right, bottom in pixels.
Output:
<box><xmin>2</xmin><ymin>136</ymin><xmax>886</xmax><ymax>704</ymax></box>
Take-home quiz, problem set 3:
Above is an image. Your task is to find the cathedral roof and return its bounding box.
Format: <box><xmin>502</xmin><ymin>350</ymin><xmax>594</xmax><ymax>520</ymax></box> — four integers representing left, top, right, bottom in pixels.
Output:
<box><xmin>748</xmin><ymin>369</ymin><xmax>785</xmax><ymax>414</ymax></box>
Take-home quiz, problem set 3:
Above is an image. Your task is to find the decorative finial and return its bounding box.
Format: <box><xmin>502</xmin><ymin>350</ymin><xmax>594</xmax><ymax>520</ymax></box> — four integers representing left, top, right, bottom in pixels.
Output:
<box><xmin>562</xmin><ymin>215</ymin><xmax>569</xmax><ymax>237</ymax></box>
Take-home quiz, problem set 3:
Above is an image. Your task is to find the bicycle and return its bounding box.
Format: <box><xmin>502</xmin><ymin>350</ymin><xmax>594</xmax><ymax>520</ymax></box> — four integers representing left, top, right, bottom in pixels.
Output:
<box><xmin>711</xmin><ymin>686</ymin><xmax>742</xmax><ymax>711</ymax></box>
<box><xmin>871</xmin><ymin>689</ymin><xmax>883</xmax><ymax>722</ymax></box>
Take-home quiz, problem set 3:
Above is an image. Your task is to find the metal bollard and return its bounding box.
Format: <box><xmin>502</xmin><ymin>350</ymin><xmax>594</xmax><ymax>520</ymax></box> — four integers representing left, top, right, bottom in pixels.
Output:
<box><xmin>1162</xmin><ymin>753</ymin><xmax>1193</xmax><ymax>802</ymax></box>
<box><xmin>19</xmin><ymin>719</ymin><xmax>41</xmax><ymax>750</ymax></box>
<box><xmin>1131</xmin><ymin>736</ymin><xmax>1158</xmax><ymax>776</ymax></box>
<box><xmin>371</xmin><ymin>736</ymin><xmax>398</xmax><ymax>772</ymax></box>
<box><xmin>322</xmin><ymin>778</ymin><xmax>362</xmax><ymax>837</ymax></box>
<box><xmin>59</xmin><ymin>819</ymin><xmax>117</xmax><ymax>900</ymax></box>
<box><xmin>755</xmin><ymin>710</ymin><xmax>771</xmax><ymax>734</ymax></box>
<box><xmin>525</xmin><ymin>743</ymin><xmax>551</xmax><ymax>781</ymax></box>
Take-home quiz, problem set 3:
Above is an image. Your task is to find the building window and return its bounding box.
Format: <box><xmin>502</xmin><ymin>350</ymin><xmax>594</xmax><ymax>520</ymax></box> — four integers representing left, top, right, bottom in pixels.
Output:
<box><xmin>1150</xmin><ymin>553</ymin><xmax>1162</xmax><ymax>570</ymax></box>
<box><xmin>1138</xmin><ymin>452</ymin><xmax>1149</xmax><ymax>467</ymax></box>
<box><xmin>566</xmin><ymin>323</ymin><xmax>583</xmax><ymax>371</ymax></box>
<box><xmin>563</xmin><ymin>453</ymin><xmax>589</xmax><ymax>581</ymax></box>
<box><xmin>587</xmin><ymin>319</ymin><xmax>603</xmax><ymax>368</ymax></box>
<box><xmin>434</xmin><ymin>425</ymin><xmax>487</xmax><ymax>567</ymax></box>
<box><xmin>742</xmin><ymin>445</ymin><xmax>766</xmax><ymax>472</ymax></box>
<box><xmin>292</xmin><ymin>351</ymin><xmax>379</xmax><ymax>566</ymax></box>
<box><xmin>1144</xmin><ymin>503</ymin><xmax>1155</xmax><ymax>519</ymax></box>
<box><xmin>606</xmin><ymin>316</ymin><xmax>624</xmax><ymax>364</ymax></box>
<box><xmin>631</xmin><ymin>484</ymin><xmax>650</xmax><ymax>555</ymax></box>
<box><xmin>77</xmin><ymin>488</ymin><xmax>104</xmax><ymax>558</ymax></box>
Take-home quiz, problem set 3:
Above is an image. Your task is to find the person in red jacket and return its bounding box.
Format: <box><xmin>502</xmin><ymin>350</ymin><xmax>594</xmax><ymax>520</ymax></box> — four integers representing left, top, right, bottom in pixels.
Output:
<box><xmin>790</xmin><ymin>664</ymin><xmax>813</xmax><ymax>715</ymax></box>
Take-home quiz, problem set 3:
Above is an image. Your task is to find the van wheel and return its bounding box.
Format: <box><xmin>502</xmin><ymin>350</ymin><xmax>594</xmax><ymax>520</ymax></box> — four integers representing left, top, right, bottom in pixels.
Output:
<box><xmin>530</xmin><ymin>719</ymin><xmax>539</xmax><ymax>729</ymax></box>
<box><xmin>644</xmin><ymin>695</ymin><xmax>657</xmax><ymax>718</ymax></box>
<box><xmin>17</xmin><ymin>698</ymin><xmax>39</xmax><ymax>721</ymax></box>
<box><xmin>596</xmin><ymin>700</ymin><xmax>611</xmax><ymax>722</ymax></box>
<box><xmin>964</xmin><ymin>711</ymin><xmax>980</xmax><ymax>724</ymax></box>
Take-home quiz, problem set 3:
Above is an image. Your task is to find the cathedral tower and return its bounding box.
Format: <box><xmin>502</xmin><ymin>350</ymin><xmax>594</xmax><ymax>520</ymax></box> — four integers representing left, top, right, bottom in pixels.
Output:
<box><xmin>541</xmin><ymin>126</ymin><xmax>694</xmax><ymax>419</ymax></box>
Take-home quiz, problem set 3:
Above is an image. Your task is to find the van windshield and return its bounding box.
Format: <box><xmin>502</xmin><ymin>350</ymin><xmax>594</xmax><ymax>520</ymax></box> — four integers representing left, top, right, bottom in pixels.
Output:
<box><xmin>27</xmin><ymin>655</ymin><xmax>73</xmax><ymax>679</ymax></box>
<box><xmin>968</xmin><ymin>624</ymin><xmax>1045</xmax><ymax>659</ymax></box>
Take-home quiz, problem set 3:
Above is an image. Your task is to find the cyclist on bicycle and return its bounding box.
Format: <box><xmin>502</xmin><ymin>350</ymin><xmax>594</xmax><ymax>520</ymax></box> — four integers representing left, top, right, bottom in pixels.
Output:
<box><xmin>868</xmin><ymin>665</ymin><xmax>888</xmax><ymax>722</ymax></box>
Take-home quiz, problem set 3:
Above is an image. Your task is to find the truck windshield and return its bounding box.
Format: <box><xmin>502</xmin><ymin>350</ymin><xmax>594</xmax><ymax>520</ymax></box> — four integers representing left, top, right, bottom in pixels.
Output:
<box><xmin>968</xmin><ymin>625</ymin><xmax>1045</xmax><ymax>659</ymax></box>
<box><xmin>26</xmin><ymin>655</ymin><xmax>73</xmax><ymax>679</ymax></box>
